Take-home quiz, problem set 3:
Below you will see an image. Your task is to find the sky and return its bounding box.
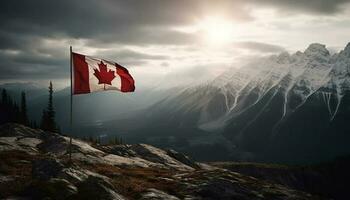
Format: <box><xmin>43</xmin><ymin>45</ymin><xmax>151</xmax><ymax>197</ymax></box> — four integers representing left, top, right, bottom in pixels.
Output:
<box><xmin>1</xmin><ymin>0</ymin><xmax>350</xmax><ymax>89</ymax></box>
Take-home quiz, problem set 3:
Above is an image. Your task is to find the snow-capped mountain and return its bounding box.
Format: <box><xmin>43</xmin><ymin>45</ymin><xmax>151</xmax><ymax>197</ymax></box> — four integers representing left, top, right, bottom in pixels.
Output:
<box><xmin>105</xmin><ymin>43</ymin><xmax>350</xmax><ymax>164</ymax></box>
<box><xmin>201</xmin><ymin>43</ymin><xmax>349</xmax><ymax>128</ymax></box>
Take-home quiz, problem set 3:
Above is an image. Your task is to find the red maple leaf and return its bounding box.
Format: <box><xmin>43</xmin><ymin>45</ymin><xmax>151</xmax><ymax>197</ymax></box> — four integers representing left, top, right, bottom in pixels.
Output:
<box><xmin>93</xmin><ymin>61</ymin><xmax>116</xmax><ymax>88</ymax></box>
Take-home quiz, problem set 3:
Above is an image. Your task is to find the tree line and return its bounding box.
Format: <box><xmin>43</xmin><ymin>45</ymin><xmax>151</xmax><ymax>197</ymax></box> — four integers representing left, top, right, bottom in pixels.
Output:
<box><xmin>80</xmin><ymin>135</ymin><xmax>125</xmax><ymax>145</ymax></box>
<box><xmin>0</xmin><ymin>81</ymin><xmax>60</xmax><ymax>133</ymax></box>
<box><xmin>0</xmin><ymin>89</ymin><xmax>31</xmax><ymax>126</ymax></box>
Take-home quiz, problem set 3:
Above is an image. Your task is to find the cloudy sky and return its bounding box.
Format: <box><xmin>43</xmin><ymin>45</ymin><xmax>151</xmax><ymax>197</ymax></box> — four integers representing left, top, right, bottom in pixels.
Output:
<box><xmin>1</xmin><ymin>0</ymin><xmax>350</xmax><ymax>89</ymax></box>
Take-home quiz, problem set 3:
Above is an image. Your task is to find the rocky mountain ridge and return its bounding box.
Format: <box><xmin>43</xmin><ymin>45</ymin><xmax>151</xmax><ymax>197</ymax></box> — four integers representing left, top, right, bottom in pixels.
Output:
<box><xmin>156</xmin><ymin>43</ymin><xmax>350</xmax><ymax>130</ymax></box>
<box><xmin>0</xmin><ymin>123</ymin><xmax>323</xmax><ymax>199</ymax></box>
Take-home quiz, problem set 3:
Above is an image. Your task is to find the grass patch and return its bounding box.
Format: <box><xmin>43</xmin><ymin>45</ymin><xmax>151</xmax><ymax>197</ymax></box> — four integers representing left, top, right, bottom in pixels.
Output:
<box><xmin>0</xmin><ymin>150</ymin><xmax>39</xmax><ymax>198</ymax></box>
<box><xmin>83</xmin><ymin>163</ymin><xmax>185</xmax><ymax>199</ymax></box>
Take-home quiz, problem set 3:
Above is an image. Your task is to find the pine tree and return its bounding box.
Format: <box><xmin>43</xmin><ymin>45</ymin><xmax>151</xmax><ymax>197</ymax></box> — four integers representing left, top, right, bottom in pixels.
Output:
<box><xmin>88</xmin><ymin>135</ymin><xmax>94</xmax><ymax>143</ymax></box>
<box><xmin>47</xmin><ymin>81</ymin><xmax>55</xmax><ymax>129</ymax></box>
<box><xmin>40</xmin><ymin>81</ymin><xmax>58</xmax><ymax>132</ymax></box>
<box><xmin>0</xmin><ymin>89</ymin><xmax>33</xmax><ymax>125</ymax></box>
<box><xmin>30</xmin><ymin>120</ymin><xmax>38</xmax><ymax>129</ymax></box>
<box><xmin>40</xmin><ymin>110</ymin><xmax>48</xmax><ymax>129</ymax></box>
<box><xmin>1</xmin><ymin>89</ymin><xmax>14</xmax><ymax>123</ymax></box>
<box><xmin>12</xmin><ymin>102</ymin><xmax>20</xmax><ymax>123</ymax></box>
<box><xmin>20</xmin><ymin>91</ymin><xmax>29</xmax><ymax>125</ymax></box>
<box><xmin>1</xmin><ymin>89</ymin><xmax>17</xmax><ymax>123</ymax></box>
<box><xmin>114</xmin><ymin>136</ymin><xmax>118</xmax><ymax>145</ymax></box>
<box><xmin>1</xmin><ymin>89</ymin><xmax>8</xmax><ymax>105</ymax></box>
<box><xmin>0</xmin><ymin>89</ymin><xmax>8</xmax><ymax>124</ymax></box>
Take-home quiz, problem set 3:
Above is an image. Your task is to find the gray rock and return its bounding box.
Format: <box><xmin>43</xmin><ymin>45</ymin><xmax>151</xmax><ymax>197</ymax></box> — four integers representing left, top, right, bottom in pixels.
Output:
<box><xmin>99</xmin><ymin>145</ymin><xmax>137</xmax><ymax>157</ymax></box>
<box><xmin>0</xmin><ymin>175</ymin><xmax>15</xmax><ymax>183</ymax></box>
<box><xmin>46</xmin><ymin>178</ymin><xmax>78</xmax><ymax>199</ymax></box>
<box><xmin>32</xmin><ymin>158</ymin><xmax>64</xmax><ymax>180</ymax></box>
<box><xmin>0</xmin><ymin>137</ymin><xmax>41</xmax><ymax>154</ymax></box>
<box><xmin>76</xmin><ymin>175</ymin><xmax>125</xmax><ymax>200</ymax></box>
<box><xmin>0</xmin><ymin>123</ymin><xmax>43</xmax><ymax>138</ymax></box>
<box><xmin>60</xmin><ymin>167</ymin><xmax>90</xmax><ymax>184</ymax></box>
<box><xmin>166</xmin><ymin>149</ymin><xmax>200</xmax><ymax>169</ymax></box>
<box><xmin>141</xmin><ymin>188</ymin><xmax>180</xmax><ymax>200</ymax></box>
<box><xmin>37</xmin><ymin>133</ymin><xmax>68</xmax><ymax>155</ymax></box>
<box><xmin>0</xmin><ymin>124</ymin><xmax>325</xmax><ymax>200</ymax></box>
<box><xmin>24</xmin><ymin>178</ymin><xmax>77</xmax><ymax>200</ymax></box>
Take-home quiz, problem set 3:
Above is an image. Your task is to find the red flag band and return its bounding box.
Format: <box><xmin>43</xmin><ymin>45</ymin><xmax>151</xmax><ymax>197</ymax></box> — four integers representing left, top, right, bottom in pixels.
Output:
<box><xmin>72</xmin><ymin>52</ymin><xmax>135</xmax><ymax>95</ymax></box>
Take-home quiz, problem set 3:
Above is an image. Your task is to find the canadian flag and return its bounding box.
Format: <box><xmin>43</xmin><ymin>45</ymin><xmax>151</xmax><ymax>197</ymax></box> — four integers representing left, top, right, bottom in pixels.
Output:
<box><xmin>72</xmin><ymin>53</ymin><xmax>135</xmax><ymax>95</ymax></box>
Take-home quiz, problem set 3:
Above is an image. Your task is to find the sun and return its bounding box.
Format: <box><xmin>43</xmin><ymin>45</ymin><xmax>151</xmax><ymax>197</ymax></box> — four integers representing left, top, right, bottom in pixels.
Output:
<box><xmin>198</xmin><ymin>16</ymin><xmax>234</xmax><ymax>45</ymax></box>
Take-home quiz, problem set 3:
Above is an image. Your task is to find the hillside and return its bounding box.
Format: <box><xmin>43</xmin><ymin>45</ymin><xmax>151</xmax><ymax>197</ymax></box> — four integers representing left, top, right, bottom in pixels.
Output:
<box><xmin>0</xmin><ymin>124</ymin><xmax>323</xmax><ymax>200</ymax></box>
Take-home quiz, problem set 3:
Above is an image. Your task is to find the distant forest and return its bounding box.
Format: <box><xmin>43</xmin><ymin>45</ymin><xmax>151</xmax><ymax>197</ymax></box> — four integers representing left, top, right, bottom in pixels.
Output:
<box><xmin>0</xmin><ymin>82</ymin><xmax>59</xmax><ymax>132</ymax></box>
<box><xmin>0</xmin><ymin>83</ymin><xmax>125</xmax><ymax>145</ymax></box>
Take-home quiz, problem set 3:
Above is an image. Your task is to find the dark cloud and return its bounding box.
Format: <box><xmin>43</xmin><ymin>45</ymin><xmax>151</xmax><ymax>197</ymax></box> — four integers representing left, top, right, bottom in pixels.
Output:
<box><xmin>94</xmin><ymin>49</ymin><xmax>169</xmax><ymax>67</ymax></box>
<box><xmin>0</xmin><ymin>0</ymin><xmax>256</xmax><ymax>47</ymax></box>
<box><xmin>96</xmin><ymin>49</ymin><xmax>169</xmax><ymax>60</ymax></box>
<box><xmin>0</xmin><ymin>49</ymin><xmax>68</xmax><ymax>79</ymax></box>
<box><xmin>85</xmin><ymin>29</ymin><xmax>197</xmax><ymax>47</ymax></box>
<box><xmin>233</xmin><ymin>41</ymin><xmax>285</xmax><ymax>53</ymax></box>
<box><xmin>0</xmin><ymin>0</ymin><xmax>348</xmax><ymax>81</ymax></box>
<box><xmin>0</xmin><ymin>45</ymin><xmax>168</xmax><ymax>79</ymax></box>
<box><xmin>253</xmin><ymin>0</ymin><xmax>350</xmax><ymax>14</ymax></box>
<box><xmin>1</xmin><ymin>0</ymin><xmax>346</xmax><ymax>48</ymax></box>
<box><xmin>0</xmin><ymin>0</ymin><xmax>213</xmax><ymax>80</ymax></box>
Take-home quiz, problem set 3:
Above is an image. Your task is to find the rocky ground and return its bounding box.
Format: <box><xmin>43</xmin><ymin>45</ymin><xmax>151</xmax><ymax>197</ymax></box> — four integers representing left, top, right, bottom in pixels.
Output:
<box><xmin>0</xmin><ymin>124</ymin><xmax>327</xmax><ymax>199</ymax></box>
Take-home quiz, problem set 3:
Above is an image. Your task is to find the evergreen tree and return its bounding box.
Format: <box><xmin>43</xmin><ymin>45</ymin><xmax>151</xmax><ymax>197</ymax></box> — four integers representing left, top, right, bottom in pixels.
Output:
<box><xmin>1</xmin><ymin>89</ymin><xmax>13</xmax><ymax>123</ymax></box>
<box><xmin>20</xmin><ymin>91</ymin><xmax>29</xmax><ymax>125</ymax></box>
<box><xmin>0</xmin><ymin>89</ymin><xmax>8</xmax><ymax>124</ymax></box>
<box><xmin>1</xmin><ymin>89</ymin><xmax>8</xmax><ymax>104</ymax></box>
<box><xmin>0</xmin><ymin>89</ymin><xmax>22</xmax><ymax>124</ymax></box>
<box><xmin>88</xmin><ymin>135</ymin><xmax>93</xmax><ymax>143</ymax></box>
<box><xmin>12</xmin><ymin>102</ymin><xmax>20</xmax><ymax>123</ymax></box>
<box><xmin>110</xmin><ymin>136</ymin><xmax>124</xmax><ymax>145</ymax></box>
<box><xmin>0</xmin><ymin>87</ymin><xmax>53</xmax><ymax>129</ymax></box>
<box><xmin>40</xmin><ymin>81</ymin><xmax>58</xmax><ymax>132</ymax></box>
<box><xmin>30</xmin><ymin>120</ymin><xmax>38</xmax><ymax>129</ymax></box>
<box><xmin>40</xmin><ymin>110</ymin><xmax>48</xmax><ymax>130</ymax></box>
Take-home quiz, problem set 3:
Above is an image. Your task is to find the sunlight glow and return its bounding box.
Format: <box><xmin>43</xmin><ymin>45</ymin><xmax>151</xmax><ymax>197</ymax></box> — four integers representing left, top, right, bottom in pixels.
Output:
<box><xmin>198</xmin><ymin>16</ymin><xmax>235</xmax><ymax>45</ymax></box>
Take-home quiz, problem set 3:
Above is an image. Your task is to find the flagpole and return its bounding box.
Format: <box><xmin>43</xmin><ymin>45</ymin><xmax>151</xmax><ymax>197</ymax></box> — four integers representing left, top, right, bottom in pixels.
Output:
<box><xmin>69</xmin><ymin>46</ymin><xmax>73</xmax><ymax>162</ymax></box>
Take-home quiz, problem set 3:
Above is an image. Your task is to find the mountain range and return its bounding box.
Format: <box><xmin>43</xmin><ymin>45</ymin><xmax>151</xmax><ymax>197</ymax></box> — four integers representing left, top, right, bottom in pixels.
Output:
<box><xmin>2</xmin><ymin>43</ymin><xmax>350</xmax><ymax>164</ymax></box>
<box><xmin>103</xmin><ymin>43</ymin><xmax>350</xmax><ymax>164</ymax></box>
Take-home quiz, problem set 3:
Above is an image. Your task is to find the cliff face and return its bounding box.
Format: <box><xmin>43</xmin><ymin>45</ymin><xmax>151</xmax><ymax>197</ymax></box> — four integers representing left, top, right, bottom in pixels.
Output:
<box><xmin>0</xmin><ymin>124</ymin><xmax>322</xmax><ymax>200</ymax></box>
